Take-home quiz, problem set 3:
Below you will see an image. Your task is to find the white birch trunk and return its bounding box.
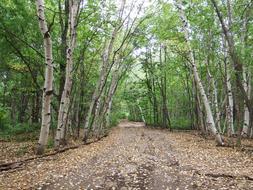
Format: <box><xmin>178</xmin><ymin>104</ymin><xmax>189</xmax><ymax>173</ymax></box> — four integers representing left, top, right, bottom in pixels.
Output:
<box><xmin>207</xmin><ymin>67</ymin><xmax>221</xmax><ymax>133</ymax></box>
<box><xmin>176</xmin><ymin>0</ymin><xmax>223</xmax><ymax>145</ymax></box>
<box><xmin>55</xmin><ymin>0</ymin><xmax>80</xmax><ymax>148</ymax></box>
<box><xmin>83</xmin><ymin>31</ymin><xmax>118</xmax><ymax>135</ymax></box>
<box><xmin>240</xmin><ymin>11</ymin><xmax>251</xmax><ymax>137</ymax></box>
<box><xmin>213</xmin><ymin>80</ymin><xmax>221</xmax><ymax>132</ymax></box>
<box><xmin>36</xmin><ymin>0</ymin><xmax>54</xmax><ymax>154</ymax></box>
<box><xmin>242</xmin><ymin>71</ymin><xmax>251</xmax><ymax>136</ymax></box>
<box><xmin>226</xmin><ymin>0</ymin><xmax>235</xmax><ymax>136</ymax></box>
<box><xmin>83</xmin><ymin>0</ymin><xmax>126</xmax><ymax>138</ymax></box>
<box><xmin>104</xmin><ymin>75</ymin><xmax>117</xmax><ymax>131</ymax></box>
<box><xmin>83</xmin><ymin>60</ymin><xmax>108</xmax><ymax>135</ymax></box>
<box><xmin>226</xmin><ymin>69</ymin><xmax>235</xmax><ymax>136</ymax></box>
<box><xmin>105</xmin><ymin>96</ymin><xmax>113</xmax><ymax>128</ymax></box>
<box><xmin>96</xmin><ymin>67</ymin><xmax>120</xmax><ymax>134</ymax></box>
<box><xmin>220</xmin><ymin>18</ymin><xmax>235</xmax><ymax>136</ymax></box>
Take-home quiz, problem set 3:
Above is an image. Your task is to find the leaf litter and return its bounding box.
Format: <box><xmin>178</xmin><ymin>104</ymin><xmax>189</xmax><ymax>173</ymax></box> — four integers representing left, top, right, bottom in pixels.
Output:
<box><xmin>0</xmin><ymin>121</ymin><xmax>252</xmax><ymax>189</ymax></box>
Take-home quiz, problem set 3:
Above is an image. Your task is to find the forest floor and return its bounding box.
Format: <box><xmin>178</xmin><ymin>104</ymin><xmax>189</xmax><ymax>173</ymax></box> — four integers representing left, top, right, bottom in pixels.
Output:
<box><xmin>0</xmin><ymin>121</ymin><xmax>253</xmax><ymax>190</ymax></box>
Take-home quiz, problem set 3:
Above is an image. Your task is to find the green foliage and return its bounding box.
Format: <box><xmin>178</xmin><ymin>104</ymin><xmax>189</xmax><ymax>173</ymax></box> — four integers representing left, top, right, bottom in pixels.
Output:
<box><xmin>0</xmin><ymin>106</ymin><xmax>9</xmax><ymax>129</ymax></box>
<box><xmin>110</xmin><ymin>111</ymin><xmax>127</xmax><ymax>127</ymax></box>
<box><xmin>171</xmin><ymin>118</ymin><xmax>192</xmax><ymax>130</ymax></box>
<box><xmin>47</xmin><ymin>137</ymin><xmax>54</xmax><ymax>149</ymax></box>
<box><xmin>0</xmin><ymin>123</ymin><xmax>40</xmax><ymax>141</ymax></box>
<box><xmin>110</xmin><ymin>93</ymin><xmax>129</xmax><ymax>127</ymax></box>
<box><xmin>0</xmin><ymin>0</ymin><xmax>252</xmax><ymax>144</ymax></box>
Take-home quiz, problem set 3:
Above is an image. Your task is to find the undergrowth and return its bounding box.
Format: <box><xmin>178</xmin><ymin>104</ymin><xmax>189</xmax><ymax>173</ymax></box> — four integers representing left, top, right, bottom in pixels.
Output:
<box><xmin>0</xmin><ymin>123</ymin><xmax>40</xmax><ymax>141</ymax></box>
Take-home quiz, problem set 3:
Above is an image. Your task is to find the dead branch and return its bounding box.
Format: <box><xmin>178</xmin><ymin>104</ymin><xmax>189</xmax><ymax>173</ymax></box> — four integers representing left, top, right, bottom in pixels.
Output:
<box><xmin>194</xmin><ymin>170</ymin><xmax>253</xmax><ymax>181</ymax></box>
<box><xmin>0</xmin><ymin>134</ymin><xmax>108</xmax><ymax>172</ymax></box>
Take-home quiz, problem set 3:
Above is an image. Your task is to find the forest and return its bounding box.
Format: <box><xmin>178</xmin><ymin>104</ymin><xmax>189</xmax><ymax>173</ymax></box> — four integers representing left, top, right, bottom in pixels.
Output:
<box><xmin>0</xmin><ymin>0</ymin><xmax>253</xmax><ymax>189</ymax></box>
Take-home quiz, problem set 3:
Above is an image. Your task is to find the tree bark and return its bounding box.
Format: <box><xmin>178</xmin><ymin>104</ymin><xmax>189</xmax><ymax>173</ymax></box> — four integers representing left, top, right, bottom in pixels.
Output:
<box><xmin>240</xmin><ymin>9</ymin><xmax>251</xmax><ymax>137</ymax></box>
<box><xmin>242</xmin><ymin>71</ymin><xmax>251</xmax><ymax>136</ymax></box>
<box><xmin>58</xmin><ymin>0</ymin><xmax>69</xmax><ymax>104</ymax></box>
<box><xmin>211</xmin><ymin>0</ymin><xmax>253</xmax><ymax>131</ymax></box>
<box><xmin>83</xmin><ymin>0</ymin><xmax>126</xmax><ymax>140</ymax></box>
<box><xmin>36</xmin><ymin>0</ymin><xmax>54</xmax><ymax>155</ymax></box>
<box><xmin>176</xmin><ymin>0</ymin><xmax>223</xmax><ymax>145</ymax></box>
<box><xmin>55</xmin><ymin>0</ymin><xmax>80</xmax><ymax>149</ymax></box>
<box><xmin>206</xmin><ymin>57</ymin><xmax>221</xmax><ymax>133</ymax></box>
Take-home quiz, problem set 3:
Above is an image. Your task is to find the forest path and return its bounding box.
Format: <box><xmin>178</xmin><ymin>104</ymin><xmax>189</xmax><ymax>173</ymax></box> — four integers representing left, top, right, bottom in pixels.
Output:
<box><xmin>41</xmin><ymin>121</ymin><xmax>189</xmax><ymax>189</ymax></box>
<box><xmin>1</xmin><ymin>121</ymin><xmax>253</xmax><ymax>189</ymax></box>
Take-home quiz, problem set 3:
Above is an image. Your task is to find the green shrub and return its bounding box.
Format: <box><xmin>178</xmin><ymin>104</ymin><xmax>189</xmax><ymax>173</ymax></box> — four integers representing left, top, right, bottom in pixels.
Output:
<box><xmin>0</xmin><ymin>107</ymin><xmax>10</xmax><ymax>130</ymax></box>
<box><xmin>47</xmin><ymin>137</ymin><xmax>54</xmax><ymax>149</ymax></box>
<box><xmin>171</xmin><ymin>117</ymin><xmax>192</xmax><ymax>130</ymax></box>
<box><xmin>110</xmin><ymin>111</ymin><xmax>127</xmax><ymax>127</ymax></box>
<box><xmin>0</xmin><ymin>122</ymin><xmax>40</xmax><ymax>141</ymax></box>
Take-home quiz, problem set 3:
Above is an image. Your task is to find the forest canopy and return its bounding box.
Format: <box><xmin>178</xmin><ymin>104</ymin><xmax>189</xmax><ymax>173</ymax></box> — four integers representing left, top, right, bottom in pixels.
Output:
<box><xmin>0</xmin><ymin>0</ymin><xmax>252</xmax><ymax>154</ymax></box>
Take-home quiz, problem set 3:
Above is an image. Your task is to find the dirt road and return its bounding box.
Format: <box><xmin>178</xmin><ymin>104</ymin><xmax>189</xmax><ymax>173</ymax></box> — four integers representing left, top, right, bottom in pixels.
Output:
<box><xmin>42</xmin><ymin>121</ymin><xmax>184</xmax><ymax>189</ymax></box>
<box><xmin>1</xmin><ymin>121</ymin><xmax>253</xmax><ymax>189</ymax></box>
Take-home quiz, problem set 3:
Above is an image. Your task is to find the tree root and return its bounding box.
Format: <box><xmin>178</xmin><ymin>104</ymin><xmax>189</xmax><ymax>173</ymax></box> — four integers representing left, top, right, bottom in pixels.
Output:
<box><xmin>194</xmin><ymin>170</ymin><xmax>253</xmax><ymax>181</ymax></box>
<box><xmin>0</xmin><ymin>134</ymin><xmax>108</xmax><ymax>172</ymax></box>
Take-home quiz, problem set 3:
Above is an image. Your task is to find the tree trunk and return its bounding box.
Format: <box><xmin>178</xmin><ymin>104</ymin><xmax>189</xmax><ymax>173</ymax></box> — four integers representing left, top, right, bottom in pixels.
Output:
<box><xmin>240</xmin><ymin>9</ymin><xmax>251</xmax><ymax>137</ymax></box>
<box><xmin>55</xmin><ymin>0</ymin><xmax>80</xmax><ymax>148</ymax></box>
<box><xmin>194</xmin><ymin>78</ymin><xmax>206</xmax><ymax>134</ymax></box>
<box><xmin>176</xmin><ymin>0</ymin><xmax>223</xmax><ymax>145</ymax></box>
<box><xmin>226</xmin><ymin>68</ymin><xmax>235</xmax><ymax>136</ymax></box>
<box><xmin>137</xmin><ymin>101</ymin><xmax>146</xmax><ymax>123</ymax></box>
<box><xmin>211</xmin><ymin>0</ymin><xmax>253</xmax><ymax>131</ymax></box>
<box><xmin>36</xmin><ymin>0</ymin><xmax>54</xmax><ymax>155</ymax></box>
<box><xmin>242</xmin><ymin>71</ymin><xmax>251</xmax><ymax>136</ymax></box>
<box><xmin>83</xmin><ymin>0</ymin><xmax>126</xmax><ymax>140</ymax></box>
<box><xmin>18</xmin><ymin>94</ymin><xmax>29</xmax><ymax>123</ymax></box>
<box><xmin>206</xmin><ymin>59</ymin><xmax>221</xmax><ymax>133</ymax></box>
<box><xmin>58</xmin><ymin>0</ymin><xmax>69</xmax><ymax>104</ymax></box>
<box><xmin>93</xmin><ymin>66</ymin><xmax>120</xmax><ymax>137</ymax></box>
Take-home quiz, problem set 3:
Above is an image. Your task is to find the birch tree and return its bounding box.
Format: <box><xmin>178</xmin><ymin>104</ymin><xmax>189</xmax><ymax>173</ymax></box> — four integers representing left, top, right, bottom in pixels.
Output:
<box><xmin>96</xmin><ymin>65</ymin><xmax>122</xmax><ymax>135</ymax></box>
<box><xmin>225</xmin><ymin>61</ymin><xmax>235</xmax><ymax>136</ymax></box>
<box><xmin>240</xmin><ymin>7</ymin><xmax>251</xmax><ymax>137</ymax></box>
<box><xmin>206</xmin><ymin>64</ymin><xmax>221</xmax><ymax>133</ymax></box>
<box><xmin>175</xmin><ymin>0</ymin><xmax>223</xmax><ymax>145</ymax></box>
<box><xmin>242</xmin><ymin>72</ymin><xmax>251</xmax><ymax>136</ymax></box>
<box><xmin>83</xmin><ymin>0</ymin><xmax>126</xmax><ymax>140</ymax></box>
<box><xmin>226</xmin><ymin>0</ymin><xmax>235</xmax><ymax>136</ymax></box>
<box><xmin>55</xmin><ymin>0</ymin><xmax>80</xmax><ymax>148</ymax></box>
<box><xmin>210</xmin><ymin>0</ymin><xmax>253</xmax><ymax>133</ymax></box>
<box><xmin>36</xmin><ymin>0</ymin><xmax>54</xmax><ymax>154</ymax></box>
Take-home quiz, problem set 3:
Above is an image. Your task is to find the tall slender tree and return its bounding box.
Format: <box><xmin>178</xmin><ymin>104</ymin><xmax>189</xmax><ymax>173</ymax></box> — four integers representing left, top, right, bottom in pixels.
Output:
<box><xmin>36</xmin><ymin>0</ymin><xmax>54</xmax><ymax>154</ymax></box>
<box><xmin>210</xmin><ymin>0</ymin><xmax>253</xmax><ymax>132</ymax></box>
<box><xmin>175</xmin><ymin>0</ymin><xmax>223</xmax><ymax>145</ymax></box>
<box><xmin>55</xmin><ymin>0</ymin><xmax>81</xmax><ymax>148</ymax></box>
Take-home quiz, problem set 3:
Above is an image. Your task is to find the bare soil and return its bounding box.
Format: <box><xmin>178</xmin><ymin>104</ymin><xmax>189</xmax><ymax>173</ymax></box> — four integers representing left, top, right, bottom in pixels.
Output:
<box><xmin>0</xmin><ymin>121</ymin><xmax>253</xmax><ymax>190</ymax></box>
